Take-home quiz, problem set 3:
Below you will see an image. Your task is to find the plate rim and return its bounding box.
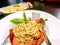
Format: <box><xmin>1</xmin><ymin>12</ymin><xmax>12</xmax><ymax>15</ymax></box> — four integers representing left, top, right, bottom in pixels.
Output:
<box><xmin>0</xmin><ymin>10</ymin><xmax>60</xmax><ymax>22</ymax></box>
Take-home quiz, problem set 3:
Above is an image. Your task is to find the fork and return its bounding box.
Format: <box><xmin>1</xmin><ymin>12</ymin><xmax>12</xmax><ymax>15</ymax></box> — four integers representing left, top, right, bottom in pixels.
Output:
<box><xmin>32</xmin><ymin>12</ymin><xmax>51</xmax><ymax>45</ymax></box>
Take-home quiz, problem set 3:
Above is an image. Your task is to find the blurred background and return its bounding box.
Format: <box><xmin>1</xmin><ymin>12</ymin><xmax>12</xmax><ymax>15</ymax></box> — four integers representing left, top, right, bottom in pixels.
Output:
<box><xmin>0</xmin><ymin>0</ymin><xmax>60</xmax><ymax>19</ymax></box>
<box><xmin>0</xmin><ymin>0</ymin><xmax>60</xmax><ymax>7</ymax></box>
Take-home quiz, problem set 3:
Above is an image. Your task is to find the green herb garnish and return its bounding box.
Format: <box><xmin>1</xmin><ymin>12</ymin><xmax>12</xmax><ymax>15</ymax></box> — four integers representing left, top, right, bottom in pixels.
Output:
<box><xmin>45</xmin><ymin>19</ymin><xmax>48</xmax><ymax>21</ymax></box>
<box><xmin>23</xmin><ymin>12</ymin><xmax>27</xmax><ymax>21</ymax></box>
<box><xmin>10</xmin><ymin>12</ymin><xmax>28</xmax><ymax>24</ymax></box>
<box><xmin>11</xmin><ymin>18</ymin><xmax>24</xmax><ymax>24</ymax></box>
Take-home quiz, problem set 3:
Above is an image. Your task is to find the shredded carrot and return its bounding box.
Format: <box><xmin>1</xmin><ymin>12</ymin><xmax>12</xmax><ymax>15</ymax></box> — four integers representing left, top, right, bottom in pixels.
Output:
<box><xmin>13</xmin><ymin>37</ymin><xmax>20</xmax><ymax>45</ymax></box>
<box><xmin>37</xmin><ymin>32</ymin><xmax>44</xmax><ymax>45</ymax></box>
<box><xmin>35</xmin><ymin>19</ymin><xmax>45</xmax><ymax>25</ymax></box>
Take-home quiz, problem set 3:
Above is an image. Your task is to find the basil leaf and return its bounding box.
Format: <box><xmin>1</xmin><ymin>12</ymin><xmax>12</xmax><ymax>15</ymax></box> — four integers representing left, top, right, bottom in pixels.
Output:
<box><xmin>10</xmin><ymin>12</ymin><xmax>30</xmax><ymax>24</ymax></box>
<box><xmin>10</xmin><ymin>18</ymin><xmax>24</xmax><ymax>24</ymax></box>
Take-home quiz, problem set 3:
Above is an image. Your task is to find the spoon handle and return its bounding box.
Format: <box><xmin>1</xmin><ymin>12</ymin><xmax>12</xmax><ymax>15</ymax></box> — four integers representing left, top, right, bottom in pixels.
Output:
<box><xmin>44</xmin><ymin>32</ymin><xmax>51</xmax><ymax>45</ymax></box>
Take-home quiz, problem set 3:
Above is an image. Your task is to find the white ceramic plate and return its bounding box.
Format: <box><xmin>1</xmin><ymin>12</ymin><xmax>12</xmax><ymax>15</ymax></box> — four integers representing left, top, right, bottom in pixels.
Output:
<box><xmin>0</xmin><ymin>10</ymin><xmax>60</xmax><ymax>45</ymax></box>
